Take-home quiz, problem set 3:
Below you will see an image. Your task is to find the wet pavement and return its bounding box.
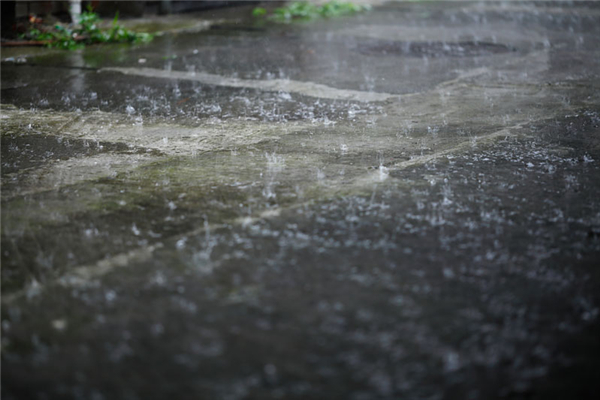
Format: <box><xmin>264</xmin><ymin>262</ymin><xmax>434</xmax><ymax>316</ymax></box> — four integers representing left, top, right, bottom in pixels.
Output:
<box><xmin>2</xmin><ymin>1</ymin><xmax>600</xmax><ymax>399</ymax></box>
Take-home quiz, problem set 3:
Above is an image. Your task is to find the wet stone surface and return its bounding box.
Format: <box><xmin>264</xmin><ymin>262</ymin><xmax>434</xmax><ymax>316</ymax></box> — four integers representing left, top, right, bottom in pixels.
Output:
<box><xmin>2</xmin><ymin>1</ymin><xmax>600</xmax><ymax>399</ymax></box>
<box><xmin>356</xmin><ymin>40</ymin><xmax>516</xmax><ymax>57</ymax></box>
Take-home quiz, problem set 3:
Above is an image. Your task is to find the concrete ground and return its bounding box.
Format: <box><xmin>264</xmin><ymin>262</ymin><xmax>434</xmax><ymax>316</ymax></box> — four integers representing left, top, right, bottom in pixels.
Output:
<box><xmin>2</xmin><ymin>1</ymin><xmax>600</xmax><ymax>399</ymax></box>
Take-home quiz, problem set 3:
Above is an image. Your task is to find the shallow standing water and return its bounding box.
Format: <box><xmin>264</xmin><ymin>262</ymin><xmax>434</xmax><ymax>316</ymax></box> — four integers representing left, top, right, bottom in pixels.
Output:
<box><xmin>2</xmin><ymin>1</ymin><xmax>600</xmax><ymax>399</ymax></box>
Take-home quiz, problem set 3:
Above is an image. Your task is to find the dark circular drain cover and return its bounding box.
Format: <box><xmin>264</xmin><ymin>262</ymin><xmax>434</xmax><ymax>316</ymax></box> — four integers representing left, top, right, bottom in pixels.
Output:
<box><xmin>356</xmin><ymin>40</ymin><xmax>515</xmax><ymax>57</ymax></box>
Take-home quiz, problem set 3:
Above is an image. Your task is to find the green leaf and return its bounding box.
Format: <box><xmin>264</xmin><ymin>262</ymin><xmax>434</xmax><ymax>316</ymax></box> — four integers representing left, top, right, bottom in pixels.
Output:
<box><xmin>252</xmin><ymin>7</ymin><xmax>267</xmax><ymax>17</ymax></box>
<box><xmin>23</xmin><ymin>8</ymin><xmax>152</xmax><ymax>50</ymax></box>
<box><xmin>257</xmin><ymin>1</ymin><xmax>369</xmax><ymax>23</ymax></box>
